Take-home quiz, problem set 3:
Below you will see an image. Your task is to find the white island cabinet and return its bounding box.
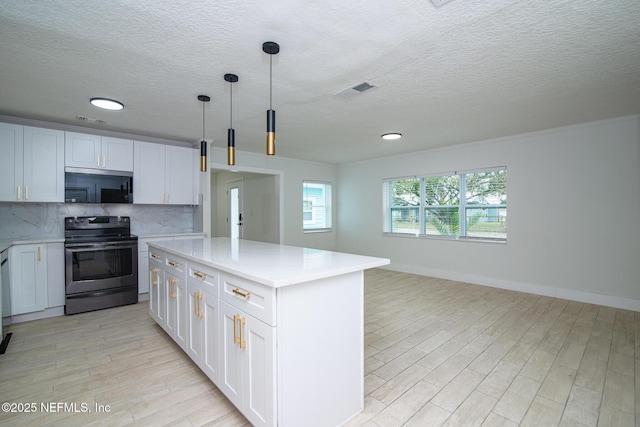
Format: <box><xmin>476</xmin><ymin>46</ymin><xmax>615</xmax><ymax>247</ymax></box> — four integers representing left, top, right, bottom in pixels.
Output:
<box><xmin>147</xmin><ymin>238</ymin><xmax>389</xmax><ymax>427</ymax></box>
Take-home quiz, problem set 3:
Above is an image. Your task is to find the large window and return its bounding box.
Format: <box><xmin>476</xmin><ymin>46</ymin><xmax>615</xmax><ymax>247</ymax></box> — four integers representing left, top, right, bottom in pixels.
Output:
<box><xmin>303</xmin><ymin>181</ymin><xmax>332</xmax><ymax>232</ymax></box>
<box><xmin>383</xmin><ymin>167</ymin><xmax>506</xmax><ymax>240</ymax></box>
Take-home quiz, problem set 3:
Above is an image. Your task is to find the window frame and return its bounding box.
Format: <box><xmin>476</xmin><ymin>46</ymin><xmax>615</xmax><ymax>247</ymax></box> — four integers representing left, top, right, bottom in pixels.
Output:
<box><xmin>383</xmin><ymin>166</ymin><xmax>507</xmax><ymax>242</ymax></box>
<box><xmin>303</xmin><ymin>180</ymin><xmax>333</xmax><ymax>233</ymax></box>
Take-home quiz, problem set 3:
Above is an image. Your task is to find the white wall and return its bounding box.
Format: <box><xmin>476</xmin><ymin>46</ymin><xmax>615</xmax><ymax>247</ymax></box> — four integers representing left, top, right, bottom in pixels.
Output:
<box><xmin>208</xmin><ymin>147</ymin><xmax>338</xmax><ymax>250</ymax></box>
<box><xmin>337</xmin><ymin>116</ymin><xmax>640</xmax><ymax>310</ymax></box>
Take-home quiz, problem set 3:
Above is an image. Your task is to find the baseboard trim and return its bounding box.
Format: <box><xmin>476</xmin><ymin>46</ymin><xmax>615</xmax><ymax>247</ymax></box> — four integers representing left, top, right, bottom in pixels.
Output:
<box><xmin>382</xmin><ymin>263</ymin><xmax>640</xmax><ymax>312</ymax></box>
<box><xmin>3</xmin><ymin>306</ymin><xmax>65</xmax><ymax>326</ymax></box>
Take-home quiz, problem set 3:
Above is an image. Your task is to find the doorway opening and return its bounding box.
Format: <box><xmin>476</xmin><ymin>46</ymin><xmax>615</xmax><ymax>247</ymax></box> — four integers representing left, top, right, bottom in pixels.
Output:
<box><xmin>210</xmin><ymin>165</ymin><xmax>283</xmax><ymax>244</ymax></box>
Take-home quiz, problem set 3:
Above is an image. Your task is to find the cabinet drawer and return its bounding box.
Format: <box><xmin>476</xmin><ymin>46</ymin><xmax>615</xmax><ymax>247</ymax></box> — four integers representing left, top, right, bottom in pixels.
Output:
<box><xmin>220</xmin><ymin>273</ymin><xmax>275</xmax><ymax>326</ymax></box>
<box><xmin>149</xmin><ymin>250</ymin><xmax>165</xmax><ymax>263</ymax></box>
<box><xmin>188</xmin><ymin>262</ymin><xmax>218</xmax><ymax>296</ymax></box>
<box><xmin>165</xmin><ymin>255</ymin><xmax>186</xmax><ymax>276</ymax></box>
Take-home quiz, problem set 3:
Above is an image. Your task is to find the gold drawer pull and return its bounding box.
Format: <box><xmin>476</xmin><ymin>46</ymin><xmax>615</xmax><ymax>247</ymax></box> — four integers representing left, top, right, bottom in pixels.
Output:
<box><xmin>232</xmin><ymin>288</ymin><xmax>251</xmax><ymax>299</ymax></box>
<box><xmin>193</xmin><ymin>271</ymin><xmax>207</xmax><ymax>280</ymax></box>
<box><xmin>168</xmin><ymin>261</ymin><xmax>179</xmax><ymax>267</ymax></box>
<box><xmin>151</xmin><ymin>253</ymin><xmax>160</xmax><ymax>259</ymax></box>
<box><xmin>151</xmin><ymin>268</ymin><xmax>159</xmax><ymax>286</ymax></box>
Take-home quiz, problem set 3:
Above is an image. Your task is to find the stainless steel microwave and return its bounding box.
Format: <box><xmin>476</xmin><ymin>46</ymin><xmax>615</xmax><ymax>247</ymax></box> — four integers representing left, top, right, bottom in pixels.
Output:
<box><xmin>65</xmin><ymin>168</ymin><xmax>133</xmax><ymax>203</ymax></box>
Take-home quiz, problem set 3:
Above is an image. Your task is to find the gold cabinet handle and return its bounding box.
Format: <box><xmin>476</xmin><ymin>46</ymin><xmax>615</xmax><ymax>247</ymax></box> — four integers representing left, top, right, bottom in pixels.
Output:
<box><xmin>102</xmin><ymin>154</ymin><xmax>106</xmax><ymax>169</ymax></box>
<box><xmin>25</xmin><ymin>186</ymin><xmax>29</xmax><ymax>200</ymax></box>
<box><xmin>169</xmin><ymin>277</ymin><xmax>177</xmax><ymax>298</ymax></box>
<box><xmin>239</xmin><ymin>317</ymin><xmax>246</xmax><ymax>349</ymax></box>
<box><xmin>198</xmin><ymin>293</ymin><xmax>204</xmax><ymax>318</ymax></box>
<box><xmin>193</xmin><ymin>293</ymin><xmax>197</xmax><ymax>315</ymax></box>
<box><xmin>232</xmin><ymin>288</ymin><xmax>251</xmax><ymax>299</ymax></box>
<box><xmin>168</xmin><ymin>261</ymin><xmax>179</xmax><ymax>268</ymax></box>
<box><xmin>17</xmin><ymin>185</ymin><xmax>21</xmax><ymax>200</ymax></box>
<box><xmin>165</xmin><ymin>192</ymin><xmax>169</xmax><ymax>204</ymax></box>
<box><xmin>193</xmin><ymin>271</ymin><xmax>207</xmax><ymax>280</ymax></box>
<box><xmin>151</xmin><ymin>253</ymin><xmax>160</xmax><ymax>259</ymax></box>
<box><xmin>233</xmin><ymin>314</ymin><xmax>240</xmax><ymax>344</ymax></box>
<box><xmin>37</xmin><ymin>246</ymin><xmax>41</xmax><ymax>261</ymax></box>
<box><xmin>151</xmin><ymin>268</ymin><xmax>159</xmax><ymax>285</ymax></box>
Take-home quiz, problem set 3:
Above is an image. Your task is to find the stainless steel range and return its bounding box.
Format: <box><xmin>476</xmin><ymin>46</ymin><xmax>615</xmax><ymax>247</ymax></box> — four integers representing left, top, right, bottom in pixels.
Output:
<box><xmin>64</xmin><ymin>216</ymin><xmax>138</xmax><ymax>315</ymax></box>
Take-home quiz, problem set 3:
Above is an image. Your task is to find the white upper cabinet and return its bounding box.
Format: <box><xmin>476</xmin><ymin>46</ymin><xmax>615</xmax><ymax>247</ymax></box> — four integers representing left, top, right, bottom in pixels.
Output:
<box><xmin>0</xmin><ymin>123</ymin><xmax>23</xmax><ymax>201</ymax></box>
<box><xmin>65</xmin><ymin>132</ymin><xmax>133</xmax><ymax>172</ymax></box>
<box><xmin>0</xmin><ymin>123</ymin><xmax>64</xmax><ymax>202</ymax></box>
<box><xmin>102</xmin><ymin>137</ymin><xmax>134</xmax><ymax>171</ymax></box>
<box><xmin>133</xmin><ymin>141</ymin><xmax>198</xmax><ymax>205</ymax></box>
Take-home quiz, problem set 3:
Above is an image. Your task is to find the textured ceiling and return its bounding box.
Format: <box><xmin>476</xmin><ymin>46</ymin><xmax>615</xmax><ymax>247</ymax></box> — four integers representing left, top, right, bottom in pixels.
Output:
<box><xmin>1</xmin><ymin>0</ymin><xmax>639</xmax><ymax>164</ymax></box>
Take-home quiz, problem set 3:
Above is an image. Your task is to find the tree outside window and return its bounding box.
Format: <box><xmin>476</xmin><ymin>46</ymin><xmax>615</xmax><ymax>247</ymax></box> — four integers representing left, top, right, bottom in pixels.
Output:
<box><xmin>383</xmin><ymin>168</ymin><xmax>506</xmax><ymax>240</ymax></box>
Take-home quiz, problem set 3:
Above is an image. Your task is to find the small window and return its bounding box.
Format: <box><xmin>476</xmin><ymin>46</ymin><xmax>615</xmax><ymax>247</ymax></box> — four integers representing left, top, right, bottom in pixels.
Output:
<box><xmin>303</xmin><ymin>181</ymin><xmax>332</xmax><ymax>232</ymax></box>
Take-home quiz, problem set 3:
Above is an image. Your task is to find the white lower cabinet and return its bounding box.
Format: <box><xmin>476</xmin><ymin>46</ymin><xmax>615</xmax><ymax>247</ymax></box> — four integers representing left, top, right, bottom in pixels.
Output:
<box><xmin>220</xmin><ymin>300</ymin><xmax>275</xmax><ymax>427</ymax></box>
<box><xmin>164</xmin><ymin>255</ymin><xmax>187</xmax><ymax>350</ymax></box>
<box><xmin>9</xmin><ymin>243</ymin><xmax>47</xmax><ymax>315</ymax></box>
<box><xmin>187</xmin><ymin>262</ymin><xmax>220</xmax><ymax>383</ymax></box>
<box><xmin>148</xmin><ymin>251</ymin><xmax>165</xmax><ymax>325</ymax></box>
<box><xmin>147</xmin><ymin>243</ymin><xmax>366</xmax><ymax>427</ymax></box>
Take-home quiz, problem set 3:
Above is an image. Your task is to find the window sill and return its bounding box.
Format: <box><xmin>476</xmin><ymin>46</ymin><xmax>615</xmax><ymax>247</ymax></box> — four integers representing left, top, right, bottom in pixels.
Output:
<box><xmin>304</xmin><ymin>228</ymin><xmax>332</xmax><ymax>234</ymax></box>
<box><xmin>382</xmin><ymin>232</ymin><xmax>506</xmax><ymax>244</ymax></box>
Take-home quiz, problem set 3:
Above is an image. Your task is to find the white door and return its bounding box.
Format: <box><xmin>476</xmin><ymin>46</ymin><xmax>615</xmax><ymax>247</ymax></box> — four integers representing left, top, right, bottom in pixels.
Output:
<box><xmin>0</xmin><ymin>123</ymin><xmax>23</xmax><ymax>201</ymax></box>
<box><xmin>134</xmin><ymin>141</ymin><xmax>166</xmax><ymax>204</ymax></box>
<box><xmin>165</xmin><ymin>145</ymin><xmax>196</xmax><ymax>205</ymax></box>
<box><xmin>201</xmin><ymin>286</ymin><xmax>220</xmax><ymax>383</ymax></box>
<box><xmin>148</xmin><ymin>254</ymin><xmax>164</xmax><ymax>324</ymax></box>
<box><xmin>64</xmin><ymin>132</ymin><xmax>102</xmax><ymax>169</ymax></box>
<box><xmin>101</xmin><ymin>137</ymin><xmax>134</xmax><ymax>172</ymax></box>
<box><xmin>243</xmin><ymin>314</ymin><xmax>275</xmax><ymax>427</ymax></box>
<box><xmin>227</xmin><ymin>181</ymin><xmax>244</xmax><ymax>239</ymax></box>
<box><xmin>23</xmin><ymin>126</ymin><xmax>65</xmax><ymax>202</ymax></box>
<box><xmin>219</xmin><ymin>301</ymin><xmax>244</xmax><ymax>409</ymax></box>
<box><xmin>10</xmin><ymin>244</ymin><xmax>46</xmax><ymax>315</ymax></box>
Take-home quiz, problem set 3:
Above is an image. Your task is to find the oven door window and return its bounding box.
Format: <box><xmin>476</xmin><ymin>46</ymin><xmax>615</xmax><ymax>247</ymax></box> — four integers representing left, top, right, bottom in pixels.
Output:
<box><xmin>72</xmin><ymin>247</ymin><xmax>133</xmax><ymax>281</ymax></box>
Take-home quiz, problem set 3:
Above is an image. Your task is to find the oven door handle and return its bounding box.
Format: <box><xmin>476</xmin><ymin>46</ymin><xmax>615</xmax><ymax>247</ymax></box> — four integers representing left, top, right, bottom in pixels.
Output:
<box><xmin>65</xmin><ymin>242</ymin><xmax>137</xmax><ymax>251</ymax></box>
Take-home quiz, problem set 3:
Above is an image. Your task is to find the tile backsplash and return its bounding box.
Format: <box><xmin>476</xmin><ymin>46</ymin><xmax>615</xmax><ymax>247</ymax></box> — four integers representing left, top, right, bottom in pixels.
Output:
<box><xmin>0</xmin><ymin>203</ymin><xmax>200</xmax><ymax>238</ymax></box>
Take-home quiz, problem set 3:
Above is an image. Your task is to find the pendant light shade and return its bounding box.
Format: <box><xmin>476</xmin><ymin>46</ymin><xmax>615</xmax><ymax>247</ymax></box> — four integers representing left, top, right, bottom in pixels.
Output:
<box><xmin>224</xmin><ymin>74</ymin><xmax>239</xmax><ymax>166</ymax></box>
<box><xmin>197</xmin><ymin>95</ymin><xmax>210</xmax><ymax>172</ymax></box>
<box><xmin>263</xmin><ymin>41</ymin><xmax>280</xmax><ymax>156</ymax></box>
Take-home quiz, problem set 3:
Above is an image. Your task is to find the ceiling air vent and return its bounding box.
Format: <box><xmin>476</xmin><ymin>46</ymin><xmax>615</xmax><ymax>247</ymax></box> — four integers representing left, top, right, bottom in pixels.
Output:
<box><xmin>336</xmin><ymin>81</ymin><xmax>376</xmax><ymax>99</ymax></box>
<box><xmin>76</xmin><ymin>115</ymin><xmax>106</xmax><ymax>124</ymax></box>
<box><xmin>430</xmin><ymin>0</ymin><xmax>454</xmax><ymax>7</ymax></box>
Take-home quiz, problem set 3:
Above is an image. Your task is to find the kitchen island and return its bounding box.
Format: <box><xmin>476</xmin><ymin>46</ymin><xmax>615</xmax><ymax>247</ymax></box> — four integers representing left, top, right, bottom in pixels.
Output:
<box><xmin>147</xmin><ymin>237</ymin><xmax>389</xmax><ymax>427</ymax></box>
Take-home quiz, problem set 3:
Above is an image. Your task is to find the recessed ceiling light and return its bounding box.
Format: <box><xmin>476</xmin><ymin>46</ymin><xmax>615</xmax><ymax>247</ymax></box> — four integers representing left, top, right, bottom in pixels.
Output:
<box><xmin>90</xmin><ymin>97</ymin><xmax>124</xmax><ymax>110</ymax></box>
<box><xmin>382</xmin><ymin>133</ymin><xmax>402</xmax><ymax>140</ymax></box>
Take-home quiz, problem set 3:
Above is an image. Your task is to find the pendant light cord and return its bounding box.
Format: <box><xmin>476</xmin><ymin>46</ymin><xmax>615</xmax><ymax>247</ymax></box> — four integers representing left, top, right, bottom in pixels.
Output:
<box><xmin>230</xmin><ymin>82</ymin><xmax>233</xmax><ymax>127</ymax></box>
<box><xmin>202</xmin><ymin>101</ymin><xmax>205</xmax><ymax>141</ymax></box>
<box><xmin>269</xmin><ymin>54</ymin><xmax>273</xmax><ymax>109</ymax></box>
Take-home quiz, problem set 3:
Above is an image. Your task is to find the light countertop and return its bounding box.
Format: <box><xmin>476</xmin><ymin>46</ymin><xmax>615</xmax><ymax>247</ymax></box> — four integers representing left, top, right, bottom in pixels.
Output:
<box><xmin>0</xmin><ymin>236</ymin><xmax>65</xmax><ymax>253</ymax></box>
<box><xmin>148</xmin><ymin>237</ymin><xmax>390</xmax><ymax>288</ymax></box>
<box><xmin>137</xmin><ymin>232</ymin><xmax>205</xmax><ymax>239</ymax></box>
<box><xmin>0</xmin><ymin>232</ymin><xmax>203</xmax><ymax>253</ymax></box>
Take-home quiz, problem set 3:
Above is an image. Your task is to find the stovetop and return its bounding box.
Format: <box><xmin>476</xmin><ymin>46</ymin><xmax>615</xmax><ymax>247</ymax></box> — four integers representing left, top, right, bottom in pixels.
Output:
<box><xmin>64</xmin><ymin>216</ymin><xmax>135</xmax><ymax>242</ymax></box>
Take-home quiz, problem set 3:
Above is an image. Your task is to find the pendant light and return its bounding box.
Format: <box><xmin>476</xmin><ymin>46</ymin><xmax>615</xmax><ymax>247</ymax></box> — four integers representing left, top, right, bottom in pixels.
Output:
<box><xmin>224</xmin><ymin>74</ymin><xmax>239</xmax><ymax>166</ymax></box>
<box><xmin>263</xmin><ymin>41</ymin><xmax>280</xmax><ymax>156</ymax></box>
<box><xmin>197</xmin><ymin>95</ymin><xmax>210</xmax><ymax>172</ymax></box>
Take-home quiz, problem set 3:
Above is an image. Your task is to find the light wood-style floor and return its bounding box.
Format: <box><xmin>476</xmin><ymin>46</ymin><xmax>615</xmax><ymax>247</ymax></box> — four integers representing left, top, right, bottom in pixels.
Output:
<box><xmin>1</xmin><ymin>269</ymin><xmax>637</xmax><ymax>426</ymax></box>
